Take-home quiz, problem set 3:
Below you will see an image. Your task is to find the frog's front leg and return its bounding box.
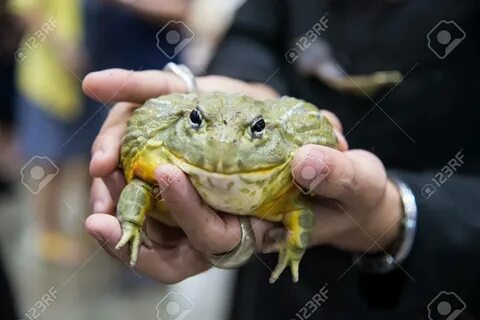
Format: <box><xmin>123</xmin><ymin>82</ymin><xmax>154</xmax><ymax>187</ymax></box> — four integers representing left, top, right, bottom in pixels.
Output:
<box><xmin>269</xmin><ymin>205</ymin><xmax>315</xmax><ymax>283</ymax></box>
<box><xmin>115</xmin><ymin>179</ymin><xmax>154</xmax><ymax>267</ymax></box>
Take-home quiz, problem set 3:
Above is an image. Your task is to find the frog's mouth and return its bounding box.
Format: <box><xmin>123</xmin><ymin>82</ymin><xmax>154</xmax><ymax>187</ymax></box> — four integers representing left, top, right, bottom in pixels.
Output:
<box><xmin>164</xmin><ymin>147</ymin><xmax>290</xmax><ymax>177</ymax></box>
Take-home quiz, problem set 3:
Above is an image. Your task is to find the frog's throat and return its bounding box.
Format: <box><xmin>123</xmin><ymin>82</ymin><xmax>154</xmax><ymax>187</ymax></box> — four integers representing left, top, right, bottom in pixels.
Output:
<box><xmin>163</xmin><ymin>147</ymin><xmax>292</xmax><ymax>176</ymax></box>
<box><xmin>162</xmin><ymin>147</ymin><xmax>294</xmax><ymax>215</ymax></box>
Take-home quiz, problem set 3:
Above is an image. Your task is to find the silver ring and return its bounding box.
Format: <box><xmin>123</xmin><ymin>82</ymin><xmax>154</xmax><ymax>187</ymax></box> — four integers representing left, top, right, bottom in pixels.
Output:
<box><xmin>205</xmin><ymin>217</ymin><xmax>255</xmax><ymax>269</ymax></box>
<box><xmin>163</xmin><ymin>62</ymin><xmax>197</xmax><ymax>93</ymax></box>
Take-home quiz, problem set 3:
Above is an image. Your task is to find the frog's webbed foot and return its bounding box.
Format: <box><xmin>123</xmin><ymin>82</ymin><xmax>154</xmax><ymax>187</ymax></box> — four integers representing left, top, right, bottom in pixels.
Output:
<box><xmin>269</xmin><ymin>241</ymin><xmax>304</xmax><ymax>284</ymax></box>
<box><xmin>115</xmin><ymin>222</ymin><xmax>142</xmax><ymax>267</ymax></box>
<box><xmin>269</xmin><ymin>208</ymin><xmax>314</xmax><ymax>284</ymax></box>
<box><xmin>115</xmin><ymin>179</ymin><xmax>154</xmax><ymax>267</ymax></box>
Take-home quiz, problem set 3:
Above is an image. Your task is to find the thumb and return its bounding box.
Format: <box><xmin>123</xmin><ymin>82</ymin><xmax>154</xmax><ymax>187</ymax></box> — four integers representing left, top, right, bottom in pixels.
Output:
<box><xmin>292</xmin><ymin>145</ymin><xmax>388</xmax><ymax>208</ymax></box>
<box><xmin>291</xmin><ymin>144</ymin><xmax>355</xmax><ymax>202</ymax></box>
<box><xmin>85</xmin><ymin>214</ymin><xmax>129</xmax><ymax>258</ymax></box>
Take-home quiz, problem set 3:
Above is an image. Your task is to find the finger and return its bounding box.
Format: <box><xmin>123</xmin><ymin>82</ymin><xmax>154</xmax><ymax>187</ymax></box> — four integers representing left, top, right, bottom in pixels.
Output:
<box><xmin>145</xmin><ymin>216</ymin><xmax>186</xmax><ymax>246</ymax></box>
<box><xmin>96</xmin><ymin>102</ymin><xmax>138</xmax><ymax>135</ymax></box>
<box><xmin>102</xmin><ymin>170</ymin><xmax>126</xmax><ymax>205</ymax></box>
<box><xmin>83</xmin><ymin>69</ymin><xmax>187</xmax><ymax>104</ymax></box>
<box><xmin>247</xmin><ymin>217</ymin><xmax>282</xmax><ymax>252</ymax></box>
<box><xmin>320</xmin><ymin>110</ymin><xmax>343</xmax><ymax>133</ymax></box>
<box><xmin>155</xmin><ymin>164</ymin><xmax>242</xmax><ymax>254</ymax></box>
<box><xmin>90</xmin><ymin>132</ymin><xmax>121</xmax><ymax>177</ymax></box>
<box><xmin>90</xmin><ymin>102</ymin><xmax>137</xmax><ymax>177</ymax></box>
<box><xmin>83</xmin><ymin>69</ymin><xmax>279</xmax><ymax>103</ymax></box>
<box><xmin>90</xmin><ymin>178</ymin><xmax>115</xmax><ymax>214</ymax></box>
<box><xmin>319</xmin><ymin>110</ymin><xmax>348</xmax><ymax>151</ymax></box>
<box><xmin>85</xmin><ymin>214</ymin><xmax>210</xmax><ymax>284</ymax></box>
<box><xmin>91</xmin><ymin>171</ymin><xmax>125</xmax><ymax>214</ymax></box>
<box><xmin>292</xmin><ymin>145</ymin><xmax>387</xmax><ymax>207</ymax></box>
<box><xmin>334</xmin><ymin>128</ymin><xmax>349</xmax><ymax>151</ymax></box>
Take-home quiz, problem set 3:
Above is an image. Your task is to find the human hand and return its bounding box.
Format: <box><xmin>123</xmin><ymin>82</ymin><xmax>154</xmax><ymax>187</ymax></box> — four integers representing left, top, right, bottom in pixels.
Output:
<box><xmin>83</xmin><ymin>69</ymin><xmax>351</xmax><ymax>282</ymax></box>
<box><xmin>87</xmin><ymin>118</ymin><xmax>398</xmax><ymax>284</ymax></box>
<box><xmin>291</xmin><ymin>145</ymin><xmax>402</xmax><ymax>254</ymax></box>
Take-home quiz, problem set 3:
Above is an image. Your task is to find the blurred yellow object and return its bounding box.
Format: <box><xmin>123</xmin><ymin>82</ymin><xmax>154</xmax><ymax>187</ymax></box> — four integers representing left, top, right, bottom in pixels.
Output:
<box><xmin>9</xmin><ymin>0</ymin><xmax>83</xmax><ymax>120</ymax></box>
<box><xmin>39</xmin><ymin>230</ymin><xmax>87</xmax><ymax>267</ymax></box>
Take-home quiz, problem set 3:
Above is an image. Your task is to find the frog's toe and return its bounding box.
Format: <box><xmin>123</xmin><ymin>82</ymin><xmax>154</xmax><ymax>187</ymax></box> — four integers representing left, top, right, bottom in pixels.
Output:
<box><xmin>115</xmin><ymin>221</ymin><xmax>142</xmax><ymax>267</ymax></box>
<box><xmin>269</xmin><ymin>256</ymin><xmax>287</xmax><ymax>284</ymax></box>
<box><xmin>269</xmin><ymin>246</ymin><xmax>304</xmax><ymax>284</ymax></box>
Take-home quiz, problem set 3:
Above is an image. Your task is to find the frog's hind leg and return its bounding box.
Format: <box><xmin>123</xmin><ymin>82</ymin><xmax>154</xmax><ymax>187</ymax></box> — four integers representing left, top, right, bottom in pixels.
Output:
<box><xmin>115</xmin><ymin>179</ymin><xmax>154</xmax><ymax>267</ymax></box>
<box><xmin>269</xmin><ymin>207</ymin><xmax>314</xmax><ymax>284</ymax></box>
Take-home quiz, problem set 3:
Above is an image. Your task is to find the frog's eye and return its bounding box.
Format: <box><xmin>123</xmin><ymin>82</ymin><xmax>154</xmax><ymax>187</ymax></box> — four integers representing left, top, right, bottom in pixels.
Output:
<box><xmin>250</xmin><ymin>116</ymin><xmax>265</xmax><ymax>138</ymax></box>
<box><xmin>189</xmin><ymin>108</ymin><xmax>203</xmax><ymax>128</ymax></box>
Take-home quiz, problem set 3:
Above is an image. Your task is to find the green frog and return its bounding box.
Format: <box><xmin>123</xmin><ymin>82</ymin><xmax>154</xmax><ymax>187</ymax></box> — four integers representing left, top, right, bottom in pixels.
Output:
<box><xmin>116</xmin><ymin>92</ymin><xmax>338</xmax><ymax>283</ymax></box>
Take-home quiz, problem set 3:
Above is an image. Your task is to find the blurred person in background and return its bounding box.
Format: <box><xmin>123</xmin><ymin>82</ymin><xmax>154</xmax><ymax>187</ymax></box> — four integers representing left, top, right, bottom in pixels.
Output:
<box><xmin>82</xmin><ymin>0</ymin><xmax>190</xmax><ymax>288</ymax></box>
<box><xmin>0</xmin><ymin>1</ymin><xmax>21</xmax><ymax>317</ymax></box>
<box><xmin>83</xmin><ymin>0</ymin><xmax>189</xmax><ymax>73</ymax></box>
<box><xmin>185</xmin><ymin>0</ymin><xmax>246</xmax><ymax>73</ymax></box>
<box><xmin>10</xmin><ymin>0</ymin><xmax>91</xmax><ymax>267</ymax></box>
<box><xmin>0</xmin><ymin>0</ymin><xmax>22</xmax><ymax>193</ymax></box>
<box><xmin>82</xmin><ymin>0</ymin><xmax>191</xmax><ymax>173</ymax></box>
<box><xmin>83</xmin><ymin>0</ymin><xmax>479</xmax><ymax>319</ymax></box>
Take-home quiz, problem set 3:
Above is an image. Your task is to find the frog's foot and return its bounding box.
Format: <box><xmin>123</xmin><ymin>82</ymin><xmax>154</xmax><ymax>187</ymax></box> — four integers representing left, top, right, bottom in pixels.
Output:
<box><xmin>269</xmin><ymin>208</ymin><xmax>314</xmax><ymax>284</ymax></box>
<box><xmin>115</xmin><ymin>221</ymin><xmax>142</xmax><ymax>267</ymax></box>
<box><xmin>269</xmin><ymin>241</ymin><xmax>305</xmax><ymax>284</ymax></box>
<box><xmin>115</xmin><ymin>179</ymin><xmax>153</xmax><ymax>267</ymax></box>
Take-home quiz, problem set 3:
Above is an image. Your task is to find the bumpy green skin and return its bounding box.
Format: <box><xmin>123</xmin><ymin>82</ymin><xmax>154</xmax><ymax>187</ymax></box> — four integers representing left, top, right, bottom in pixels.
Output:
<box><xmin>116</xmin><ymin>92</ymin><xmax>338</xmax><ymax>283</ymax></box>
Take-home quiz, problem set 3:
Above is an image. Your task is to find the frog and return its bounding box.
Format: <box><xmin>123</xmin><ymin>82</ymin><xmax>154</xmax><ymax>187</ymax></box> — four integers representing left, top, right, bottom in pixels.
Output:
<box><xmin>115</xmin><ymin>92</ymin><xmax>338</xmax><ymax>283</ymax></box>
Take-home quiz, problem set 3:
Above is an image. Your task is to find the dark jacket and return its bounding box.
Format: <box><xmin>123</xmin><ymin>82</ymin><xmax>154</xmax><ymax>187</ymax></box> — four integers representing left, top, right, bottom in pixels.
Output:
<box><xmin>208</xmin><ymin>0</ymin><xmax>480</xmax><ymax>319</ymax></box>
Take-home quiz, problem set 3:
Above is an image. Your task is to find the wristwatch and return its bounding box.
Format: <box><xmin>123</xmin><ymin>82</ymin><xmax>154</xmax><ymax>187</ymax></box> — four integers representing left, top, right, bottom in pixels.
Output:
<box><xmin>355</xmin><ymin>176</ymin><xmax>417</xmax><ymax>273</ymax></box>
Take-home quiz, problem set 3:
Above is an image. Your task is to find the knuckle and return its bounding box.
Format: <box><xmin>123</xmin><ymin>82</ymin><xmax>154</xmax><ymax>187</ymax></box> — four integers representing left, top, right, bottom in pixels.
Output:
<box><xmin>336</xmin><ymin>160</ymin><xmax>357</xmax><ymax>193</ymax></box>
<box><xmin>324</xmin><ymin>151</ymin><xmax>357</xmax><ymax>195</ymax></box>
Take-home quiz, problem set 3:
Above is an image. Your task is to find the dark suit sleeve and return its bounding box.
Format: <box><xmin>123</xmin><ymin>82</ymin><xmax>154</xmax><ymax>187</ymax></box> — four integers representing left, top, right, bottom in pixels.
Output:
<box><xmin>360</xmin><ymin>170</ymin><xmax>480</xmax><ymax>313</ymax></box>
<box><xmin>207</xmin><ymin>0</ymin><xmax>289</xmax><ymax>95</ymax></box>
<box><xmin>397</xmin><ymin>171</ymin><xmax>480</xmax><ymax>266</ymax></box>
